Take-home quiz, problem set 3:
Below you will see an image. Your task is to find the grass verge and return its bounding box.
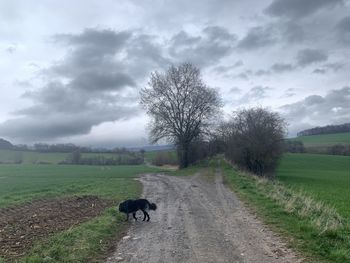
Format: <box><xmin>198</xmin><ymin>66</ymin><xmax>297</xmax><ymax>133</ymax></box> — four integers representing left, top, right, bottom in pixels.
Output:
<box><xmin>219</xmin><ymin>158</ymin><xmax>350</xmax><ymax>263</ymax></box>
<box><xmin>21</xmin><ymin>208</ymin><xmax>127</xmax><ymax>263</ymax></box>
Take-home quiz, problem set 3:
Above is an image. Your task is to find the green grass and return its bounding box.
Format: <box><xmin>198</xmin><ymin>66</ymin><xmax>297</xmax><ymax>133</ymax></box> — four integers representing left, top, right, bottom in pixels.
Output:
<box><xmin>22</xmin><ymin>208</ymin><xmax>127</xmax><ymax>263</ymax></box>
<box><xmin>144</xmin><ymin>150</ymin><xmax>178</xmax><ymax>164</ymax></box>
<box><xmin>0</xmin><ymin>164</ymin><xmax>161</xmax><ymax>208</ymax></box>
<box><xmin>0</xmin><ymin>150</ymin><xmax>68</xmax><ymax>164</ymax></box>
<box><xmin>0</xmin><ymin>150</ymin><xmax>143</xmax><ymax>165</ymax></box>
<box><xmin>0</xmin><ymin>164</ymin><xmax>163</xmax><ymax>262</ymax></box>
<box><xmin>220</xmin><ymin>158</ymin><xmax>350</xmax><ymax>263</ymax></box>
<box><xmin>291</xmin><ymin>132</ymin><xmax>350</xmax><ymax>147</ymax></box>
<box><xmin>277</xmin><ymin>153</ymin><xmax>350</xmax><ymax>219</ymax></box>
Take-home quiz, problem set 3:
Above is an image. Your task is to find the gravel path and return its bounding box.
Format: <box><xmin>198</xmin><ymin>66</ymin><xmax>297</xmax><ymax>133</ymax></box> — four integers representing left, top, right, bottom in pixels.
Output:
<box><xmin>107</xmin><ymin>168</ymin><xmax>303</xmax><ymax>263</ymax></box>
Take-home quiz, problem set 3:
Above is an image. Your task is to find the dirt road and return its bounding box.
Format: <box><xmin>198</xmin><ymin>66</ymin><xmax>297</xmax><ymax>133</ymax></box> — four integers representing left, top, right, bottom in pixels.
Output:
<box><xmin>107</xmin><ymin>169</ymin><xmax>302</xmax><ymax>263</ymax></box>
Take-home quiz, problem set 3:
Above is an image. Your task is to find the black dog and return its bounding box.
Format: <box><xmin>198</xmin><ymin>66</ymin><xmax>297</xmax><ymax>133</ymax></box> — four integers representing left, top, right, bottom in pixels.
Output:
<box><xmin>118</xmin><ymin>199</ymin><xmax>157</xmax><ymax>221</ymax></box>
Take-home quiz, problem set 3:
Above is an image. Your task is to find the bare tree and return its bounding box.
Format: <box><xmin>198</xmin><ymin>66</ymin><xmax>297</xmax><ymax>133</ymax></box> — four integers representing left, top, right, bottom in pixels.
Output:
<box><xmin>224</xmin><ymin>108</ymin><xmax>286</xmax><ymax>178</ymax></box>
<box><xmin>140</xmin><ymin>63</ymin><xmax>222</xmax><ymax>168</ymax></box>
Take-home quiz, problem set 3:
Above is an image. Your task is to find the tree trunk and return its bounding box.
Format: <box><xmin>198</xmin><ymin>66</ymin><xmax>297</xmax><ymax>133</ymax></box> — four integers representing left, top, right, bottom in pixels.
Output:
<box><xmin>177</xmin><ymin>143</ymin><xmax>190</xmax><ymax>168</ymax></box>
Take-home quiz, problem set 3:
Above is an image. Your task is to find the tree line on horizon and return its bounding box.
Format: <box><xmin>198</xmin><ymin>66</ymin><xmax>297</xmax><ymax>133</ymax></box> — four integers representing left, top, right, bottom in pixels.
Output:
<box><xmin>297</xmin><ymin>123</ymin><xmax>350</xmax><ymax>137</ymax></box>
<box><xmin>0</xmin><ymin>139</ymin><xmax>134</xmax><ymax>154</ymax></box>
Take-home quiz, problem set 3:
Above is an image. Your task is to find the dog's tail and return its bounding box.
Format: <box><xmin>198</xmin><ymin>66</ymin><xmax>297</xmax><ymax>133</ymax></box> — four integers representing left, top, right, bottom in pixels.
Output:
<box><xmin>149</xmin><ymin>202</ymin><xmax>157</xmax><ymax>210</ymax></box>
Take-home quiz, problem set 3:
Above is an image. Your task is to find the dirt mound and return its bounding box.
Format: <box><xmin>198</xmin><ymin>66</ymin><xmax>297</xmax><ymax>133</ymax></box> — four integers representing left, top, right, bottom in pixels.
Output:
<box><xmin>0</xmin><ymin>195</ymin><xmax>113</xmax><ymax>260</ymax></box>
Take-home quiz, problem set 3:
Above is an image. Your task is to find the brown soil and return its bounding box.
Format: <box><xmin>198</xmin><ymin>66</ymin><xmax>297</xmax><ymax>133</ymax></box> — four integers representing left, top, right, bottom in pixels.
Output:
<box><xmin>0</xmin><ymin>195</ymin><xmax>113</xmax><ymax>261</ymax></box>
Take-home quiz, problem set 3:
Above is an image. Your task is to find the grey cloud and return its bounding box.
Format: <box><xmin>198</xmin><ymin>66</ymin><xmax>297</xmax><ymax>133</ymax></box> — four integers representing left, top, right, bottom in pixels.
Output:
<box><xmin>255</xmin><ymin>69</ymin><xmax>270</xmax><ymax>76</ymax></box>
<box><xmin>0</xmin><ymin>104</ymin><xmax>138</xmax><ymax>140</ymax></box>
<box><xmin>253</xmin><ymin>63</ymin><xmax>295</xmax><ymax>77</ymax></box>
<box><xmin>170</xmin><ymin>31</ymin><xmax>201</xmax><ymax>47</ymax></box>
<box><xmin>202</xmin><ymin>26</ymin><xmax>236</xmax><ymax>41</ymax></box>
<box><xmin>271</xmin><ymin>63</ymin><xmax>295</xmax><ymax>73</ymax></box>
<box><xmin>1</xmin><ymin>25</ymin><xmax>240</xmax><ymax>141</ymax></box>
<box><xmin>281</xmin><ymin>22</ymin><xmax>305</xmax><ymax>43</ymax></box>
<box><xmin>296</xmin><ymin>48</ymin><xmax>328</xmax><ymax>66</ymax></box>
<box><xmin>324</xmin><ymin>63</ymin><xmax>345</xmax><ymax>72</ymax></box>
<box><xmin>313</xmin><ymin>68</ymin><xmax>326</xmax><ymax>74</ymax></box>
<box><xmin>212</xmin><ymin>60</ymin><xmax>243</xmax><ymax>74</ymax></box>
<box><xmin>336</xmin><ymin>16</ymin><xmax>350</xmax><ymax>44</ymax></box>
<box><xmin>236</xmin><ymin>73</ymin><xmax>249</xmax><ymax>80</ymax></box>
<box><xmin>237</xmin><ymin>26</ymin><xmax>276</xmax><ymax>50</ymax></box>
<box><xmin>2</xmin><ymin>79</ymin><xmax>139</xmax><ymax>140</ymax></box>
<box><xmin>69</xmin><ymin>72</ymin><xmax>136</xmax><ymax>91</ymax></box>
<box><xmin>229</xmin><ymin>87</ymin><xmax>242</xmax><ymax>94</ymax></box>
<box><xmin>283</xmin><ymin>88</ymin><xmax>296</xmax><ymax>97</ymax></box>
<box><xmin>0</xmin><ymin>28</ymin><xmax>159</xmax><ymax>141</ymax></box>
<box><xmin>280</xmin><ymin>87</ymin><xmax>350</xmax><ymax>135</ymax></box>
<box><xmin>265</xmin><ymin>0</ymin><xmax>343</xmax><ymax>19</ymax></box>
<box><xmin>18</xmin><ymin>81</ymin><xmax>137</xmax><ymax>116</ymax></box>
<box><xmin>51</xmin><ymin>30</ymin><xmax>165</xmax><ymax>80</ymax></box>
<box><xmin>54</xmin><ymin>28</ymin><xmax>131</xmax><ymax>53</ymax></box>
<box><xmin>312</xmin><ymin>62</ymin><xmax>344</xmax><ymax>75</ymax></box>
<box><xmin>304</xmin><ymin>95</ymin><xmax>325</xmax><ymax>105</ymax></box>
<box><xmin>237</xmin><ymin>86</ymin><xmax>272</xmax><ymax>104</ymax></box>
<box><xmin>5</xmin><ymin>46</ymin><xmax>16</xmax><ymax>54</ymax></box>
<box><xmin>169</xmin><ymin>26</ymin><xmax>237</xmax><ymax>67</ymax></box>
<box><xmin>234</xmin><ymin>70</ymin><xmax>253</xmax><ymax>80</ymax></box>
<box><xmin>124</xmin><ymin>34</ymin><xmax>171</xmax><ymax>78</ymax></box>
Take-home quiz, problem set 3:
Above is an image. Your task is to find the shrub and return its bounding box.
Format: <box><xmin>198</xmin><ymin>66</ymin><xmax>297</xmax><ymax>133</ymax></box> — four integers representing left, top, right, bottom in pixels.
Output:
<box><xmin>223</xmin><ymin>108</ymin><xmax>286</xmax><ymax>178</ymax></box>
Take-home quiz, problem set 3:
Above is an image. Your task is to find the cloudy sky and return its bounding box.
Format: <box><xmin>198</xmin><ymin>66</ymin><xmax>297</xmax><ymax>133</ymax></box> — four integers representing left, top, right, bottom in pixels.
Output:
<box><xmin>0</xmin><ymin>0</ymin><xmax>349</xmax><ymax>147</ymax></box>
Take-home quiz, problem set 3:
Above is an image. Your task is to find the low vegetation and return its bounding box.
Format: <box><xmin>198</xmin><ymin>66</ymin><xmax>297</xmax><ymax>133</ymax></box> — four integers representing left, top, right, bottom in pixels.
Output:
<box><xmin>0</xmin><ymin>149</ymin><xmax>144</xmax><ymax>165</ymax></box>
<box><xmin>277</xmin><ymin>153</ymin><xmax>350</xmax><ymax>219</ymax></box>
<box><xmin>284</xmin><ymin>140</ymin><xmax>305</xmax><ymax>153</ymax></box>
<box><xmin>62</xmin><ymin>150</ymin><xmax>144</xmax><ymax>165</ymax></box>
<box><xmin>218</xmin><ymin>107</ymin><xmax>286</xmax><ymax>177</ymax></box>
<box><xmin>0</xmin><ymin>164</ymin><xmax>162</xmax><ymax>262</ymax></box>
<box><xmin>220</xmin><ymin>157</ymin><xmax>350</xmax><ymax>263</ymax></box>
<box><xmin>22</xmin><ymin>208</ymin><xmax>127</xmax><ymax>263</ymax></box>
<box><xmin>149</xmin><ymin>151</ymin><xmax>178</xmax><ymax>166</ymax></box>
<box><xmin>288</xmin><ymin>132</ymin><xmax>350</xmax><ymax>156</ymax></box>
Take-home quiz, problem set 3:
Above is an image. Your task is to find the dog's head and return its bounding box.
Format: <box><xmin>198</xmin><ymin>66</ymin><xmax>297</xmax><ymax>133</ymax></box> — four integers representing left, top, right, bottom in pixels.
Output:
<box><xmin>118</xmin><ymin>202</ymin><xmax>125</xmax><ymax>213</ymax></box>
<box><xmin>149</xmin><ymin>202</ymin><xmax>157</xmax><ymax>210</ymax></box>
<box><xmin>118</xmin><ymin>200</ymin><xmax>131</xmax><ymax>213</ymax></box>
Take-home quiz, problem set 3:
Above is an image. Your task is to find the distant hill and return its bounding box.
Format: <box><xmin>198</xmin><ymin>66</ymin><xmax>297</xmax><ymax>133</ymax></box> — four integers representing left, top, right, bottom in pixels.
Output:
<box><xmin>0</xmin><ymin>138</ymin><xmax>13</xmax><ymax>150</ymax></box>
<box><xmin>127</xmin><ymin>145</ymin><xmax>175</xmax><ymax>152</ymax></box>
<box><xmin>297</xmin><ymin>123</ymin><xmax>350</xmax><ymax>137</ymax></box>
<box><xmin>294</xmin><ymin>132</ymin><xmax>350</xmax><ymax>147</ymax></box>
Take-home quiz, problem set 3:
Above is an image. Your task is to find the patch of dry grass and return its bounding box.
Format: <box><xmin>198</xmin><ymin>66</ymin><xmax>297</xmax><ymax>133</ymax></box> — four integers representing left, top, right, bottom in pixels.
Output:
<box><xmin>253</xmin><ymin>176</ymin><xmax>345</xmax><ymax>233</ymax></box>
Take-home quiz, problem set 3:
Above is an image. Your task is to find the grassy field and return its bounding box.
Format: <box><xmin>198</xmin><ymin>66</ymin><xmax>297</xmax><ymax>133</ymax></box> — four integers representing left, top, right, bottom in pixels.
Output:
<box><xmin>0</xmin><ymin>164</ymin><xmax>161</xmax><ymax>208</ymax></box>
<box><xmin>277</xmin><ymin>153</ymin><xmax>350</xmax><ymax>219</ymax></box>
<box><xmin>144</xmin><ymin>150</ymin><xmax>178</xmax><ymax>164</ymax></box>
<box><xmin>0</xmin><ymin>150</ymin><xmax>67</xmax><ymax>164</ymax></box>
<box><xmin>220</xmin><ymin>156</ymin><xmax>350</xmax><ymax>263</ymax></box>
<box><xmin>0</xmin><ymin>164</ymin><xmax>162</xmax><ymax>262</ymax></box>
<box><xmin>0</xmin><ymin>149</ymin><xmax>141</xmax><ymax>165</ymax></box>
<box><xmin>291</xmin><ymin>132</ymin><xmax>350</xmax><ymax>147</ymax></box>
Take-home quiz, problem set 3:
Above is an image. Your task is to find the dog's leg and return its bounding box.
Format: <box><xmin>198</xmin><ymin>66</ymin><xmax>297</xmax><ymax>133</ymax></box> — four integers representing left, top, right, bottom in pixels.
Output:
<box><xmin>133</xmin><ymin>212</ymin><xmax>137</xmax><ymax>221</ymax></box>
<box><xmin>125</xmin><ymin>213</ymin><xmax>129</xmax><ymax>221</ymax></box>
<box><xmin>141</xmin><ymin>210</ymin><xmax>147</xmax><ymax>221</ymax></box>
<box><xmin>144</xmin><ymin>211</ymin><xmax>150</xmax><ymax>221</ymax></box>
